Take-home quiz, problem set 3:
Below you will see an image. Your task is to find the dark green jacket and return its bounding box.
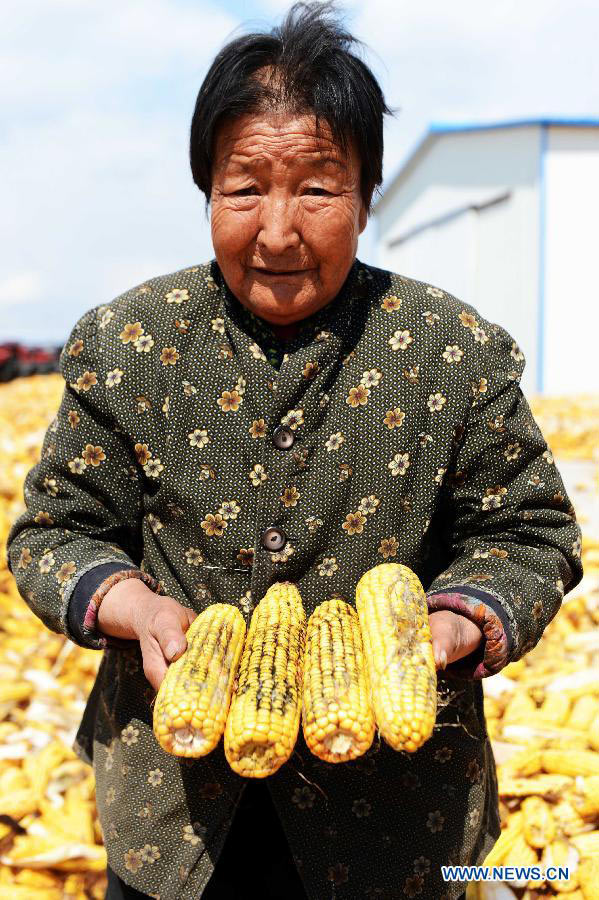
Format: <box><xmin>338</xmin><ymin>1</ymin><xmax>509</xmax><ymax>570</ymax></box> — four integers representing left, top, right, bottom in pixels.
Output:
<box><xmin>6</xmin><ymin>259</ymin><xmax>583</xmax><ymax>900</ymax></box>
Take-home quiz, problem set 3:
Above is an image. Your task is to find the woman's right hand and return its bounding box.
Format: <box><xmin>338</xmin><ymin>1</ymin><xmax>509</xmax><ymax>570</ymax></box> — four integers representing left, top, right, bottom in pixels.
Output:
<box><xmin>98</xmin><ymin>579</ymin><xmax>197</xmax><ymax>693</ymax></box>
<box><xmin>134</xmin><ymin>592</ymin><xmax>197</xmax><ymax>694</ymax></box>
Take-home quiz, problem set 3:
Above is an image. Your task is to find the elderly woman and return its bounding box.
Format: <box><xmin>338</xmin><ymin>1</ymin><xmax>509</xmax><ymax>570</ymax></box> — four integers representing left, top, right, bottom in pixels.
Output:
<box><xmin>6</xmin><ymin>3</ymin><xmax>583</xmax><ymax>900</ymax></box>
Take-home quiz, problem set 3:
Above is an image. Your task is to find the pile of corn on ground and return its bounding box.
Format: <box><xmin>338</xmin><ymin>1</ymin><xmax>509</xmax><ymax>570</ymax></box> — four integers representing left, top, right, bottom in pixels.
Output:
<box><xmin>0</xmin><ymin>375</ymin><xmax>598</xmax><ymax>899</ymax></box>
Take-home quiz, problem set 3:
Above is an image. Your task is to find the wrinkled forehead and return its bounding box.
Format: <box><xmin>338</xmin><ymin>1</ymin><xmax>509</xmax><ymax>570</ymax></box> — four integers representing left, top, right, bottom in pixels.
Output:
<box><xmin>212</xmin><ymin>111</ymin><xmax>358</xmax><ymax>173</ymax></box>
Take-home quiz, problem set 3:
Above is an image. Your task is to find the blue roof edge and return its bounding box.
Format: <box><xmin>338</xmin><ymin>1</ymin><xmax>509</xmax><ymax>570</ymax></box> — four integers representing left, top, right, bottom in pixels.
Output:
<box><xmin>430</xmin><ymin>117</ymin><xmax>599</xmax><ymax>133</ymax></box>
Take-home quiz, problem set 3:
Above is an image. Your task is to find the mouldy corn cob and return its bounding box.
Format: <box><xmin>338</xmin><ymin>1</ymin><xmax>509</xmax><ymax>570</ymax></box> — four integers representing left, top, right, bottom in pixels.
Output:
<box><xmin>355</xmin><ymin>563</ymin><xmax>437</xmax><ymax>753</ymax></box>
<box><xmin>224</xmin><ymin>582</ymin><xmax>306</xmax><ymax>778</ymax></box>
<box><xmin>153</xmin><ymin>603</ymin><xmax>245</xmax><ymax>757</ymax></box>
<box><xmin>302</xmin><ymin>596</ymin><xmax>375</xmax><ymax>762</ymax></box>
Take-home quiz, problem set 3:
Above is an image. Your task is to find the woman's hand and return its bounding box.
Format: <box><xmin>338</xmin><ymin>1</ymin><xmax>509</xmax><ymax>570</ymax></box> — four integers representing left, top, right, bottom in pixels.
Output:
<box><xmin>133</xmin><ymin>593</ymin><xmax>198</xmax><ymax>693</ymax></box>
<box><xmin>428</xmin><ymin>610</ymin><xmax>484</xmax><ymax>671</ymax></box>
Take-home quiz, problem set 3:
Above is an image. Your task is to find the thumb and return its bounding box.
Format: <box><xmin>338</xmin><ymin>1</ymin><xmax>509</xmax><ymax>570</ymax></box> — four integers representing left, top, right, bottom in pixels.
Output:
<box><xmin>160</xmin><ymin>626</ymin><xmax>189</xmax><ymax>664</ymax></box>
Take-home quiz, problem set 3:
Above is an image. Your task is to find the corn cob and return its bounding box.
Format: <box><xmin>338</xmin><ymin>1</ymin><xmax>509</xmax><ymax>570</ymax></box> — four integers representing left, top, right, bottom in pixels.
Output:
<box><xmin>502</xmin><ymin>691</ymin><xmax>538</xmax><ymax>725</ymax></box>
<box><xmin>567</xmin><ymin>696</ymin><xmax>599</xmax><ymax>732</ymax></box>
<box><xmin>224</xmin><ymin>582</ymin><xmax>306</xmax><ymax>778</ymax></box>
<box><xmin>521</xmin><ymin>795</ymin><xmax>556</xmax><ymax>848</ymax></box>
<box><xmin>483</xmin><ymin>811</ymin><xmax>524</xmax><ymax>867</ymax></box>
<box><xmin>552</xmin><ymin>797</ymin><xmax>588</xmax><ymax>838</ymax></box>
<box><xmin>570</xmin><ymin>831</ymin><xmax>599</xmax><ymax>857</ymax></box>
<box><xmin>570</xmin><ymin>775</ymin><xmax>599</xmax><ymax>818</ymax></box>
<box><xmin>536</xmin><ymin>693</ymin><xmax>572</xmax><ymax>727</ymax></box>
<box><xmin>541</xmin><ymin>839</ymin><xmax>580</xmax><ymax>894</ymax></box>
<box><xmin>355</xmin><ymin>563</ymin><xmax>436</xmax><ymax>753</ymax></box>
<box><xmin>302</xmin><ymin>597</ymin><xmax>375</xmax><ymax>762</ymax></box>
<box><xmin>153</xmin><ymin>603</ymin><xmax>246</xmax><ymax>758</ymax></box>
<box><xmin>541</xmin><ymin>750</ymin><xmax>599</xmax><ymax>778</ymax></box>
<box><xmin>578</xmin><ymin>856</ymin><xmax>599</xmax><ymax>899</ymax></box>
<box><xmin>498</xmin><ymin>774</ymin><xmax>573</xmax><ymax>799</ymax></box>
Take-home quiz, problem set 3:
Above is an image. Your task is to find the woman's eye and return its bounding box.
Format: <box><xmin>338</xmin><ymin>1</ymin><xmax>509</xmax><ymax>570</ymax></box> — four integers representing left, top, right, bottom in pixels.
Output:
<box><xmin>232</xmin><ymin>187</ymin><xmax>258</xmax><ymax>196</ymax></box>
<box><xmin>304</xmin><ymin>187</ymin><xmax>330</xmax><ymax>196</ymax></box>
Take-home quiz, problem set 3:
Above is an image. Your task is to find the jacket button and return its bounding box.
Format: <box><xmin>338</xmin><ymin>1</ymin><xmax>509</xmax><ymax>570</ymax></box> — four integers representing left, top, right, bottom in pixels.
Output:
<box><xmin>272</xmin><ymin>425</ymin><xmax>294</xmax><ymax>450</ymax></box>
<box><xmin>261</xmin><ymin>527</ymin><xmax>286</xmax><ymax>551</ymax></box>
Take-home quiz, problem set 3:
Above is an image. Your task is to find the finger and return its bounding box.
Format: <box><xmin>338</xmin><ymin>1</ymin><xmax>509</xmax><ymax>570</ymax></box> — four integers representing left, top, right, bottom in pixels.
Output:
<box><xmin>139</xmin><ymin>632</ymin><xmax>169</xmax><ymax>693</ymax></box>
<box><xmin>432</xmin><ymin>640</ymin><xmax>448</xmax><ymax>671</ymax></box>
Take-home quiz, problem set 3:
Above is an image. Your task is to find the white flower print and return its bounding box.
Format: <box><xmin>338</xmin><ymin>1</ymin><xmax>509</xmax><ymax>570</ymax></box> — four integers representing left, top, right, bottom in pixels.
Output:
<box><xmin>472</xmin><ymin>326</ymin><xmax>489</xmax><ymax>344</ymax></box>
<box><xmin>99</xmin><ymin>308</ymin><xmax>114</xmax><ymax>329</ymax></box>
<box><xmin>147</xmin><ymin>769</ymin><xmax>163</xmax><ymax>786</ymax></box>
<box><xmin>388</xmin><ymin>452</ymin><xmax>410</xmax><ymax>476</ymax></box>
<box><xmin>106</xmin><ymin>368</ymin><xmax>124</xmax><ymax>387</ymax></box>
<box><xmin>146</xmin><ymin>513</ymin><xmax>163</xmax><ymax>534</ymax></box>
<box><xmin>165</xmin><ymin>288</ymin><xmax>189</xmax><ymax>305</ymax></box>
<box><xmin>68</xmin><ymin>458</ymin><xmax>86</xmax><ymax>474</ymax></box>
<box><xmin>182</xmin><ymin>824</ymin><xmax>202</xmax><ymax>846</ymax></box>
<box><xmin>504</xmin><ymin>442</ymin><xmax>521</xmax><ymax>461</ymax></box>
<box><xmin>121</xmin><ymin>725</ymin><xmax>139</xmax><ymax>746</ymax></box>
<box><xmin>326</xmin><ymin>432</ymin><xmax>345</xmax><ymax>451</ymax></box>
<box><xmin>219</xmin><ymin>499</ymin><xmax>241</xmax><ymax>520</ymax></box>
<box><xmin>281</xmin><ymin>409</ymin><xmax>304</xmax><ymax>430</ymax></box>
<box><xmin>511</xmin><ymin>341</ymin><xmax>525</xmax><ymax>362</ymax></box>
<box><xmin>427</xmin><ymin>392</ymin><xmax>447</xmax><ymax>412</ymax></box>
<box><xmin>426</xmin><ymin>286</ymin><xmax>444</xmax><ymax>298</ymax></box>
<box><xmin>360</xmin><ymin>368</ymin><xmax>383</xmax><ymax>388</ymax></box>
<box><xmin>185</xmin><ymin>547</ymin><xmax>203</xmax><ymax>566</ymax></box>
<box><xmin>442</xmin><ymin>345</ymin><xmax>463</xmax><ymax>364</ymax></box>
<box><xmin>38</xmin><ymin>551</ymin><xmax>55</xmax><ymax>573</ymax></box>
<box><xmin>144</xmin><ymin>458</ymin><xmax>164</xmax><ymax>478</ymax></box>
<box><xmin>389</xmin><ymin>329</ymin><xmax>413</xmax><ymax>351</ymax></box>
<box><xmin>134</xmin><ymin>334</ymin><xmax>155</xmax><ymax>353</ymax></box>
<box><xmin>140</xmin><ymin>845</ymin><xmax>160</xmax><ymax>864</ymax></box>
<box><xmin>249</xmin><ymin>464</ymin><xmax>268</xmax><ymax>486</ymax></box>
<box><xmin>249</xmin><ymin>342</ymin><xmax>267</xmax><ymax>361</ymax></box>
<box><xmin>211</xmin><ymin>317</ymin><xmax>225</xmax><ymax>333</ymax></box>
<box><xmin>358</xmin><ymin>495</ymin><xmax>380</xmax><ymax>515</ymax></box>
<box><xmin>543</xmin><ymin>449</ymin><xmax>554</xmax><ymax>465</ymax></box>
<box><xmin>423</xmin><ymin>310</ymin><xmax>440</xmax><ymax>326</ymax></box>
<box><xmin>188</xmin><ymin>428</ymin><xmax>209</xmax><ymax>449</ymax></box>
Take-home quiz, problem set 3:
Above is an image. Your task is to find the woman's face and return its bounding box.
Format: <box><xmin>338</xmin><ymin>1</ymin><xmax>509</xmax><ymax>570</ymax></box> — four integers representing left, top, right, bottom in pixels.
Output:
<box><xmin>210</xmin><ymin>111</ymin><xmax>368</xmax><ymax>326</ymax></box>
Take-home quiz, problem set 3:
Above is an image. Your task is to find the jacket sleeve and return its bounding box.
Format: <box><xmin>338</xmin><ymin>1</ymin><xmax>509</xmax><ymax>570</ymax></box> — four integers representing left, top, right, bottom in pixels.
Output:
<box><xmin>5</xmin><ymin>305</ymin><xmax>157</xmax><ymax>651</ymax></box>
<box><xmin>425</xmin><ymin>322</ymin><xmax>583</xmax><ymax>678</ymax></box>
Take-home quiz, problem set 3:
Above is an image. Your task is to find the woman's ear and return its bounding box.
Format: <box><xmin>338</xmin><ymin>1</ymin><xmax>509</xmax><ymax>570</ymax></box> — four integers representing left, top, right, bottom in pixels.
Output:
<box><xmin>358</xmin><ymin>202</ymin><xmax>368</xmax><ymax>235</ymax></box>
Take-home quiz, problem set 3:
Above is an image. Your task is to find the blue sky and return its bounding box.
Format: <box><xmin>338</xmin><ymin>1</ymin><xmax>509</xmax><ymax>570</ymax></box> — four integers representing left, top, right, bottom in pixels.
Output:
<box><xmin>2</xmin><ymin>0</ymin><xmax>598</xmax><ymax>342</ymax></box>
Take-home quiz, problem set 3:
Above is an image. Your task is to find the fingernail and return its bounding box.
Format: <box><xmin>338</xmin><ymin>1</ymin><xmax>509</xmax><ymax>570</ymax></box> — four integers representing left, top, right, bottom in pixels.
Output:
<box><xmin>166</xmin><ymin>640</ymin><xmax>182</xmax><ymax>660</ymax></box>
<box><xmin>439</xmin><ymin>649</ymin><xmax>447</xmax><ymax>670</ymax></box>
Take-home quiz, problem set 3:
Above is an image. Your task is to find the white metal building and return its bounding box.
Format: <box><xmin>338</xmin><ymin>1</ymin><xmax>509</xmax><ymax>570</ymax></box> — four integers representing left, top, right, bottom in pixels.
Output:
<box><xmin>374</xmin><ymin>119</ymin><xmax>599</xmax><ymax>394</ymax></box>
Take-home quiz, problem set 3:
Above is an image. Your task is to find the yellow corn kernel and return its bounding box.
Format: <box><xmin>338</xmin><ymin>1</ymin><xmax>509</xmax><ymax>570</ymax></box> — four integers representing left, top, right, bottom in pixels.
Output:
<box><xmin>153</xmin><ymin>603</ymin><xmax>246</xmax><ymax>757</ymax></box>
<box><xmin>355</xmin><ymin>563</ymin><xmax>436</xmax><ymax>753</ymax></box>
<box><xmin>521</xmin><ymin>795</ymin><xmax>556</xmax><ymax>849</ymax></box>
<box><xmin>302</xmin><ymin>596</ymin><xmax>375</xmax><ymax>763</ymax></box>
<box><xmin>541</xmin><ymin>750</ymin><xmax>599</xmax><ymax>778</ymax></box>
<box><xmin>224</xmin><ymin>582</ymin><xmax>306</xmax><ymax>778</ymax></box>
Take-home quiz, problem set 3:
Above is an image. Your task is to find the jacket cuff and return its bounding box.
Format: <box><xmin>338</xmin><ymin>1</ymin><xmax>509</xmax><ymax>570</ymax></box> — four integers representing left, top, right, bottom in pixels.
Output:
<box><xmin>68</xmin><ymin>564</ymin><xmax>163</xmax><ymax>651</ymax></box>
<box><xmin>426</xmin><ymin>586</ymin><xmax>513</xmax><ymax>679</ymax></box>
<box><xmin>67</xmin><ymin>561</ymin><xmax>137</xmax><ymax>650</ymax></box>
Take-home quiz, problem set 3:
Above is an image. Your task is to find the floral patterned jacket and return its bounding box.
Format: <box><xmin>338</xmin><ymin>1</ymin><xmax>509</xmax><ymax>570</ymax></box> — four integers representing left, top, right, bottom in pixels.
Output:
<box><xmin>5</xmin><ymin>258</ymin><xmax>583</xmax><ymax>900</ymax></box>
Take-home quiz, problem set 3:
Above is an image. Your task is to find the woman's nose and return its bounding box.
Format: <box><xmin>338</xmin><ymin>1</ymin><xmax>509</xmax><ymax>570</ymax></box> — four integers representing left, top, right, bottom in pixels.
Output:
<box><xmin>256</xmin><ymin>195</ymin><xmax>300</xmax><ymax>255</ymax></box>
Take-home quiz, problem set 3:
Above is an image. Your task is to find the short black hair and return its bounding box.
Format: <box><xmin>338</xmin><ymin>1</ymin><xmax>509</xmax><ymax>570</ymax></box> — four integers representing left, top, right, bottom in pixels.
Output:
<box><xmin>189</xmin><ymin>1</ymin><xmax>392</xmax><ymax>214</ymax></box>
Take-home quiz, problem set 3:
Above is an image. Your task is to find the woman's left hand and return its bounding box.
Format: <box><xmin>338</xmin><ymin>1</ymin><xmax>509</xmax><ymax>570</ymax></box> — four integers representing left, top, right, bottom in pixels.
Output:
<box><xmin>428</xmin><ymin>610</ymin><xmax>484</xmax><ymax>671</ymax></box>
